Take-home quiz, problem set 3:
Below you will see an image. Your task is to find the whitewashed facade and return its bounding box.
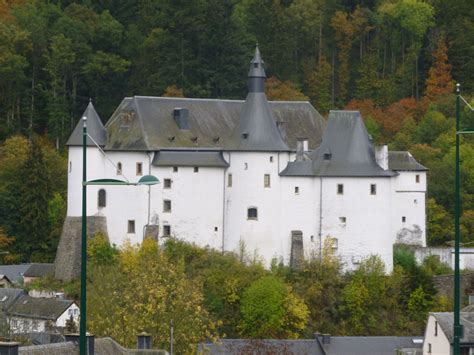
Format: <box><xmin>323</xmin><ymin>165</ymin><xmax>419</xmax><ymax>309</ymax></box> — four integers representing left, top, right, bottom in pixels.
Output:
<box><xmin>64</xmin><ymin>47</ymin><xmax>427</xmax><ymax>271</ymax></box>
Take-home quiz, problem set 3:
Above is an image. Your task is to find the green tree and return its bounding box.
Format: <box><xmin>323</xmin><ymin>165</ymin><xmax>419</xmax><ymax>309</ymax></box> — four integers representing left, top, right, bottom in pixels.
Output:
<box><xmin>240</xmin><ymin>275</ymin><xmax>308</xmax><ymax>338</ymax></box>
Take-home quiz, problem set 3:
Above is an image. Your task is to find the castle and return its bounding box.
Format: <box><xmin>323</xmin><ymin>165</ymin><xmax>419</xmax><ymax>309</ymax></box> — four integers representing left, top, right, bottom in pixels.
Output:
<box><xmin>59</xmin><ymin>47</ymin><xmax>427</xmax><ymax>276</ymax></box>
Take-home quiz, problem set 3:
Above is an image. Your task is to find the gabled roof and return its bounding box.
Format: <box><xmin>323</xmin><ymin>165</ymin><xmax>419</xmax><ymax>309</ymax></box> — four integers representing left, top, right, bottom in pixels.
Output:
<box><xmin>23</xmin><ymin>264</ymin><xmax>54</xmax><ymax>278</ymax></box>
<box><xmin>67</xmin><ymin>101</ymin><xmax>107</xmax><ymax>146</ymax></box>
<box><xmin>431</xmin><ymin>312</ymin><xmax>474</xmax><ymax>344</ymax></box>
<box><xmin>0</xmin><ymin>264</ymin><xmax>31</xmax><ymax>283</ymax></box>
<box><xmin>105</xmin><ymin>97</ymin><xmax>325</xmax><ymax>151</ymax></box>
<box><xmin>0</xmin><ymin>288</ymin><xmax>25</xmax><ymax>311</ymax></box>
<box><xmin>7</xmin><ymin>295</ymin><xmax>75</xmax><ymax>320</ymax></box>
<box><xmin>319</xmin><ymin>336</ymin><xmax>423</xmax><ymax>355</ymax></box>
<box><xmin>388</xmin><ymin>151</ymin><xmax>428</xmax><ymax>171</ymax></box>
<box><xmin>281</xmin><ymin>111</ymin><xmax>396</xmax><ymax>177</ymax></box>
<box><xmin>152</xmin><ymin>151</ymin><xmax>229</xmax><ymax>168</ymax></box>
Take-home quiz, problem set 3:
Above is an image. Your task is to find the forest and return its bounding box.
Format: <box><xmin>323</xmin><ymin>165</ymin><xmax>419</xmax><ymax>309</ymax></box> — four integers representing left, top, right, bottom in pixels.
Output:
<box><xmin>0</xmin><ymin>0</ymin><xmax>473</xmax><ymax>276</ymax></box>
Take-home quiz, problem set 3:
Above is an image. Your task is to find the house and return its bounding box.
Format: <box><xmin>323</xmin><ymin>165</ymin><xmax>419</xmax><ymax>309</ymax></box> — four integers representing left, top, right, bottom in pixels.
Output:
<box><xmin>199</xmin><ymin>335</ymin><xmax>424</xmax><ymax>354</ymax></box>
<box><xmin>58</xmin><ymin>45</ymin><xmax>427</xmax><ymax>278</ymax></box>
<box><xmin>0</xmin><ymin>275</ymin><xmax>13</xmax><ymax>288</ymax></box>
<box><xmin>7</xmin><ymin>295</ymin><xmax>79</xmax><ymax>334</ymax></box>
<box><xmin>22</xmin><ymin>264</ymin><xmax>54</xmax><ymax>285</ymax></box>
<box><xmin>423</xmin><ymin>312</ymin><xmax>474</xmax><ymax>355</ymax></box>
<box><xmin>0</xmin><ymin>264</ymin><xmax>31</xmax><ymax>285</ymax></box>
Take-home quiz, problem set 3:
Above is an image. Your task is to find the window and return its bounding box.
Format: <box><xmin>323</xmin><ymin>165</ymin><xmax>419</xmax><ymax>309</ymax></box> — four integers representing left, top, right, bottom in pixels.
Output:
<box><xmin>435</xmin><ymin>321</ymin><xmax>438</xmax><ymax>336</ymax></box>
<box><xmin>98</xmin><ymin>189</ymin><xmax>106</xmax><ymax>208</ymax></box>
<box><xmin>247</xmin><ymin>207</ymin><xmax>258</xmax><ymax>220</ymax></box>
<box><xmin>331</xmin><ymin>238</ymin><xmax>338</xmax><ymax>249</ymax></box>
<box><xmin>264</xmin><ymin>174</ymin><xmax>271</xmax><ymax>188</ymax></box>
<box><xmin>163</xmin><ymin>200</ymin><xmax>172</xmax><ymax>212</ymax></box>
<box><xmin>228</xmin><ymin>174</ymin><xmax>233</xmax><ymax>187</ymax></box>
<box><xmin>402</xmin><ymin>216</ymin><xmax>406</xmax><ymax>223</ymax></box>
<box><xmin>117</xmin><ymin>162</ymin><xmax>122</xmax><ymax>175</ymax></box>
<box><xmin>370</xmin><ymin>184</ymin><xmax>377</xmax><ymax>195</ymax></box>
<box><xmin>310</xmin><ymin>235</ymin><xmax>314</xmax><ymax>242</ymax></box>
<box><xmin>339</xmin><ymin>217</ymin><xmax>347</xmax><ymax>225</ymax></box>
<box><xmin>74</xmin><ymin>309</ymin><xmax>78</xmax><ymax>316</ymax></box>
<box><xmin>416</xmin><ymin>174</ymin><xmax>420</xmax><ymax>183</ymax></box>
<box><xmin>337</xmin><ymin>184</ymin><xmax>344</xmax><ymax>195</ymax></box>
<box><xmin>163</xmin><ymin>225</ymin><xmax>171</xmax><ymax>237</ymax></box>
<box><xmin>69</xmin><ymin>161</ymin><xmax>72</xmax><ymax>173</ymax></box>
<box><xmin>136</xmin><ymin>162</ymin><xmax>143</xmax><ymax>176</ymax></box>
<box><xmin>68</xmin><ymin>309</ymin><xmax>73</xmax><ymax>316</ymax></box>
<box><xmin>128</xmin><ymin>220</ymin><xmax>135</xmax><ymax>234</ymax></box>
<box><xmin>214</xmin><ymin>227</ymin><xmax>218</xmax><ymax>232</ymax></box>
<box><xmin>194</xmin><ymin>167</ymin><xmax>199</xmax><ymax>173</ymax></box>
<box><xmin>270</xmin><ymin>156</ymin><xmax>274</xmax><ymax>163</ymax></box>
<box><xmin>295</xmin><ymin>186</ymin><xmax>299</xmax><ymax>194</ymax></box>
<box><xmin>428</xmin><ymin>343</ymin><xmax>432</xmax><ymax>353</ymax></box>
<box><xmin>173</xmin><ymin>166</ymin><xmax>178</xmax><ymax>172</ymax></box>
<box><xmin>164</xmin><ymin>179</ymin><xmax>172</xmax><ymax>188</ymax></box>
<box><xmin>244</xmin><ymin>163</ymin><xmax>248</xmax><ymax>170</ymax></box>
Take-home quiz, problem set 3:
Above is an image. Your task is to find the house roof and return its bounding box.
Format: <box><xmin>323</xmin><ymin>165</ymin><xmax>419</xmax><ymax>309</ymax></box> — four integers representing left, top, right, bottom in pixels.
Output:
<box><xmin>23</xmin><ymin>264</ymin><xmax>54</xmax><ymax>278</ymax></box>
<box><xmin>281</xmin><ymin>111</ymin><xmax>397</xmax><ymax>177</ymax></box>
<box><xmin>67</xmin><ymin>101</ymin><xmax>107</xmax><ymax>146</ymax></box>
<box><xmin>7</xmin><ymin>295</ymin><xmax>75</xmax><ymax>320</ymax></box>
<box><xmin>152</xmin><ymin>151</ymin><xmax>229</xmax><ymax>168</ymax></box>
<box><xmin>103</xmin><ymin>96</ymin><xmax>324</xmax><ymax>152</ymax></box>
<box><xmin>0</xmin><ymin>288</ymin><xmax>25</xmax><ymax>311</ymax></box>
<box><xmin>388</xmin><ymin>151</ymin><xmax>428</xmax><ymax>171</ymax></box>
<box><xmin>431</xmin><ymin>312</ymin><xmax>474</xmax><ymax>344</ymax></box>
<box><xmin>199</xmin><ymin>337</ymin><xmax>423</xmax><ymax>355</ymax></box>
<box><xmin>0</xmin><ymin>264</ymin><xmax>31</xmax><ymax>283</ymax></box>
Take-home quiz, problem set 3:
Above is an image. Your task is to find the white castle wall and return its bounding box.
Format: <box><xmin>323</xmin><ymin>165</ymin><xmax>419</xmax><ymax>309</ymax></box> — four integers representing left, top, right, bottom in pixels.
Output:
<box><xmin>67</xmin><ymin>147</ymin><xmax>427</xmax><ymax>272</ymax></box>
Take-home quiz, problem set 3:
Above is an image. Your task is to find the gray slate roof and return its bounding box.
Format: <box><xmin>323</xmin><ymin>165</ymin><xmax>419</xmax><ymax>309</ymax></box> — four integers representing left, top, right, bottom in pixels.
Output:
<box><xmin>432</xmin><ymin>312</ymin><xmax>474</xmax><ymax>344</ymax></box>
<box><xmin>0</xmin><ymin>288</ymin><xmax>25</xmax><ymax>311</ymax></box>
<box><xmin>281</xmin><ymin>110</ymin><xmax>397</xmax><ymax>177</ymax></box>
<box><xmin>23</xmin><ymin>264</ymin><xmax>54</xmax><ymax>278</ymax></box>
<box><xmin>67</xmin><ymin>101</ymin><xmax>107</xmax><ymax>146</ymax></box>
<box><xmin>152</xmin><ymin>151</ymin><xmax>229</xmax><ymax>168</ymax></box>
<box><xmin>7</xmin><ymin>295</ymin><xmax>74</xmax><ymax>320</ymax></box>
<box><xmin>0</xmin><ymin>264</ymin><xmax>31</xmax><ymax>283</ymax></box>
<box><xmin>388</xmin><ymin>151</ymin><xmax>428</xmax><ymax>171</ymax></box>
<box><xmin>104</xmin><ymin>97</ymin><xmax>325</xmax><ymax>151</ymax></box>
<box><xmin>199</xmin><ymin>337</ymin><xmax>423</xmax><ymax>355</ymax></box>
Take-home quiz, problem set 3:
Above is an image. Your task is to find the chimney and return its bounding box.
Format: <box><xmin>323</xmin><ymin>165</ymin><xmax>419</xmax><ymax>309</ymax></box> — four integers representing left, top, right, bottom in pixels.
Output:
<box><xmin>173</xmin><ymin>108</ymin><xmax>189</xmax><ymax>130</ymax></box>
<box><xmin>65</xmin><ymin>333</ymin><xmax>94</xmax><ymax>355</ymax></box>
<box><xmin>375</xmin><ymin>145</ymin><xmax>388</xmax><ymax>170</ymax></box>
<box><xmin>137</xmin><ymin>332</ymin><xmax>152</xmax><ymax>349</ymax></box>
<box><xmin>0</xmin><ymin>342</ymin><xmax>19</xmax><ymax>355</ymax></box>
<box><xmin>322</xmin><ymin>334</ymin><xmax>331</xmax><ymax>345</ymax></box>
<box><xmin>296</xmin><ymin>138</ymin><xmax>308</xmax><ymax>162</ymax></box>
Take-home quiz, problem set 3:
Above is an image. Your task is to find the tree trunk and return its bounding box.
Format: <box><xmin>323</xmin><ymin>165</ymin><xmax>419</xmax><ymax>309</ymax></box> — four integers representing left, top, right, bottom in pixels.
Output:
<box><xmin>318</xmin><ymin>22</ymin><xmax>323</xmax><ymax>66</ymax></box>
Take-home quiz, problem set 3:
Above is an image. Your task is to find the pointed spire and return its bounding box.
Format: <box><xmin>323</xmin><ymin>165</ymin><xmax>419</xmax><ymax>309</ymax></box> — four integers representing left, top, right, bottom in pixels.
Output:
<box><xmin>231</xmin><ymin>46</ymin><xmax>289</xmax><ymax>151</ymax></box>
<box><xmin>66</xmin><ymin>101</ymin><xmax>107</xmax><ymax>146</ymax></box>
<box><xmin>248</xmin><ymin>45</ymin><xmax>266</xmax><ymax>93</ymax></box>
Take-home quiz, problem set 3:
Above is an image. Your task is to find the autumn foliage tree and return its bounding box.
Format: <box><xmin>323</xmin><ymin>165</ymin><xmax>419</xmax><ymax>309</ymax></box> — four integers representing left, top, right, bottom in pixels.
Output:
<box><xmin>265</xmin><ymin>76</ymin><xmax>308</xmax><ymax>101</ymax></box>
<box><xmin>425</xmin><ymin>35</ymin><xmax>454</xmax><ymax>101</ymax></box>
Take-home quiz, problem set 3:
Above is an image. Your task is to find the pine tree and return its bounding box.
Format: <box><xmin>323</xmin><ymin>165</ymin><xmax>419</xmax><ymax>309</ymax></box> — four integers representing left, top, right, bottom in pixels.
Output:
<box><xmin>17</xmin><ymin>138</ymin><xmax>51</xmax><ymax>261</ymax></box>
<box><xmin>306</xmin><ymin>56</ymin><xmax>332</xmax><ymax>113</ymax></box>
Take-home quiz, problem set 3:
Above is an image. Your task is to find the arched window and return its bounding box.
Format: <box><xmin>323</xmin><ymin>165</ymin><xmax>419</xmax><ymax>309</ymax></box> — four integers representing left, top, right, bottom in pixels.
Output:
<box><xmin>117</xmin><ymin>162</ymin><xmax>122</xmax><ymax>175</ymax></box>
<box><xmin>247</xmin><ymin>207</ymin><xmax>258</xmax><ymax>220</ymax></box>
<box><xmin>98</xmin><ymin>189</ymin><xmax>106</xmax><ymax>208</ymax></box>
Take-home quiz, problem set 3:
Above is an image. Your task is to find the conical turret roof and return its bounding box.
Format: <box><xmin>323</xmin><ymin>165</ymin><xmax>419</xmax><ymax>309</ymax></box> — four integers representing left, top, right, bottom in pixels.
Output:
<box><xmin>66</xmin><ymin>101</ymin><xmax>107</xmax><ymax>146</ymax></box>
<box><xmin>230</xmin><ymin>46</ymin><xmax>289</xmax><ymax>151</ymax></box>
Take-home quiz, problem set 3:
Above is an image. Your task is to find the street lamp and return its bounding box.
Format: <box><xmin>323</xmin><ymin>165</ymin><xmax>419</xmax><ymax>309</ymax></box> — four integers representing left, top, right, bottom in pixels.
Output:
<box><xmin>80</xmin><ymin>116</ymin><xmax>159</xmax><ymax>355</ymax></box>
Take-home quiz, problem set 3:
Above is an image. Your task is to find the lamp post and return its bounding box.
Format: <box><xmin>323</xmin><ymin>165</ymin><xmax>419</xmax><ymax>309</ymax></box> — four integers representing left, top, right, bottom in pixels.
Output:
<box><xmin>79</xmin><ymin>116</ymin><xmax>159</xmax><ymax>355</ymax></box>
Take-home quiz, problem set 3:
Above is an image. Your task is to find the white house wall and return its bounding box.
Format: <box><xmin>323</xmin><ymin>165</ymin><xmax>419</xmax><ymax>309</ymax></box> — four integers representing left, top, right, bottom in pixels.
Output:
<box><xmin>423</xmin><ymin>315</ymin><xmax>451</xmax><ymax>355</ymax></box>
<box><xmin>56</xmin><ymin>303</ymin><xmax>80</xmax><ymax>328</ymax></box>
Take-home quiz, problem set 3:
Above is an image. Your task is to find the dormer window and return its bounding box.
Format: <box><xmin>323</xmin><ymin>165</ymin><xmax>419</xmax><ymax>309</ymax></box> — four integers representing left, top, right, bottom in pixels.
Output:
<box><xmin>323</xmin><ymin>149</ymin><xmax>332</xmax><ymax>161</ymax></box>
<box><xmin>242</xmin><ymin>132</ymin><xmax>249</xmax><ymax>139</ymax></box>
<box><xmin>254</xmin><ymin>63</ymin><xmax>258</xmax><ymax>68</ymax></box>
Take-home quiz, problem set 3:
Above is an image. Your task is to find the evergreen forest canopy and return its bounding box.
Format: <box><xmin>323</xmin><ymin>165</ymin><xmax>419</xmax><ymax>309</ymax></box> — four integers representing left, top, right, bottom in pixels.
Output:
<box><xmin>0</xmin><ymin>0</ymin><xmax>474</xmax><ymax>262</ymax></box>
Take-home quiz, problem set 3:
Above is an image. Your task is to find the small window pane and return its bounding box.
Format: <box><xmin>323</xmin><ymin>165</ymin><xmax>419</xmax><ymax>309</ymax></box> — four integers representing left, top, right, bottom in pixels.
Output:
<box><xmin>337</xmin><ymin>184</ymin><xmax>344</xmax><ymax>195</ymax></box>
<box><xmin>264</xmin><ymin>174</ymin><xmax>271</xmax><ymax>188</ymax></box>
<box><xmin>117</xmin><ymin>162</ymin><xmax>122</xmax><ymax>175</ymax></box>
<box><xmin>194</xmin><ymin>167</ymin><xmax>199</xmax><ymax>173</ymax></box>
<box><xmin>295</xmin><ymin>186</ymin><xmax>299</xmax><ymax>194</ymax></box>
<box><xmin>370</xmin><ymin>184</ymin><xmax>376</xmax><ymax>195</ymax></box>
<box><xmin>128</xmin><ymin>220</ymin><xmax>135</xmax><ymax>234</ymax></box>
<box><xmin>164</xmin><ymin>179</ymin><xmax>172</xmax><ymax>188</ymax></box>
<box><xmin>270</xmin><ymin>156</ymin><xmax>273</xmax><ymax>163</ymax></box>
<box><xmin>339</xmin><ymin>217</ymin><xmax>346</xmax><ymax>224</ymax></box>
<box><xmin>136</xmin><ymin>162</ymin><xmax>143</xmax><ymax>176</ymax></box>
<box><xmin>402</xmin><ymin>216</ymin><xmax>406</xmax><ymax>223</ymax></box>
<box><xmin>163</xmin><ymin>225</ymin><xmax>171</xmax><ymax>236</ymax></box>
<box><xmin>247</xmin><ymin>207</ymin><xmax>258</xmax><ymax>220</ymax></box>
<box><xmin>228</xmin><ymin>173</ymin><xmax>233</xmax><ymax>187</ymax></box>
<box><xmin>173</xmin><ymin>166</ymin><xmax>178</xmax><ymax>172</ymax></box>
<box><xmin>416</xmin><ymin>174</ymin><xmax>420</xmax><ymax>183</ymax></box>
<box><xmin>163</xmin><ymin>200</ymin><xmax>172</xmax><ymax>212</ymax></box>
<box><xmin>98</xmin><ymin>189</ymin><xmax>106</xmax><ymax>208</ymax></box>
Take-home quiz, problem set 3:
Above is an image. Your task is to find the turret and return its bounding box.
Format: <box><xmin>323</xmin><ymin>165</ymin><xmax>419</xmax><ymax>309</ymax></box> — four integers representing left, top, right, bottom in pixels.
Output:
<box><xmin>231</xmin><ymin>46</ymin><xmax>289</xmax><ymax>151</ymax></box>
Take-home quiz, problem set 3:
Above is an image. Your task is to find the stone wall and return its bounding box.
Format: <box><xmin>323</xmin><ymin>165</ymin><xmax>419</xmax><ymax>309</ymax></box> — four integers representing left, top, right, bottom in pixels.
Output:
<box><xmin>54</xmin><ymin>216</ymin><xmax>108</xmax><ymax>281</ymax></box>
<box><xmin>432</xmin><ymin>272</ymin><xmax>474</xmax><ymax>300</ymax></box>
